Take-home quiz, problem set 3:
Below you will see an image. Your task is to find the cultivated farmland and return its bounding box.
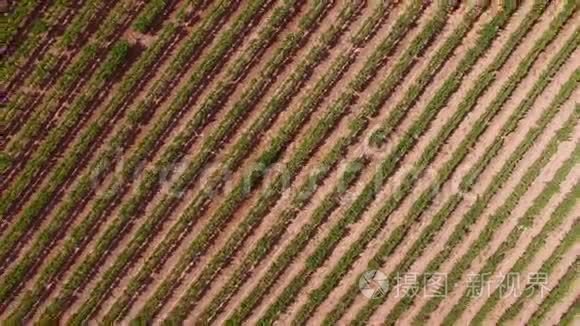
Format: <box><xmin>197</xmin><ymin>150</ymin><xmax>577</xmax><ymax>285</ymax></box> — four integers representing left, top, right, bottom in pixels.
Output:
<box><xmin>1</xmin><ymin>0</ymin><xmax>579</xmax><ymax>324</ymax></box>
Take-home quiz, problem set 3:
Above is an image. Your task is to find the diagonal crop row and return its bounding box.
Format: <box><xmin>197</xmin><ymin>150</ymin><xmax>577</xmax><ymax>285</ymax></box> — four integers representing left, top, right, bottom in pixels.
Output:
<box><xmin>409</xmin><ymin>14</ymin><xmax>579</xmax><ymax>323</ymax></box>
<box><xmin>0</xmin><ymin>0</ymin><xmax>220</xmax><ymax>272</ymax></box>
<box><xmin>0</xmin><ymin>36</ymin><xmax>134</xmax><ymax>220</ymax></box>
<box><xmin>100</xmin><ymin>1</ymin><xmax>365</xmax><ymax>323</ymax></box>
<box><xmin>310</xmin><ymin>3</ymin><xmax>516</xmax><ymax>324</ymax></box>
<box><xmin>376</xmin><ymin>23</ymin><xmax>576</xmax><ymax>326</ymax></box>
<box><xmin>0</xmin><ymin>0</ymin><xmax>144</xmax><ymax>188</ymax></box>
<box><xmin>305</xmin><ymin>0</ymin><xmax>541</xmax><ymax>320</ymax></box>
<box><xmin>132</xmin><ymin>0</ymin><xmax>175</xmax><ymax>34</ymax></box>
<box><xmin>66</xmin><ymin>0</ymin><xmax>340</xmax><ymax>323</ymax></box>
<box><xmin>1</xmin><ymin>0</ymin><xmax>193</xmax><ymax>139</ymax></box>
<box><xmin>164</xmin><ymin>6</ymin><xmax>453</xmax><ymax>316</ymax></box>
<box><xmin>0</xmin><ymin>0</ymin><xmax>146</xmax><ymax>181</ymax></box>
<box><xmin>22</xmin><ymin>0</ymin><xmax>284</xmax><ymax>322</ymax></box>
<box><xmin>404</xmin><ymin>76</ymin><xmax>579</xmax><ymax>326</ymax></box>
<box><xmin>2</xmin><ymin>0</ymin><xmax>86</xmax><ymax>93</ymax></box>
<box><xmin>527</xmin><ymin>250</ymin><xmax>579</xmax><ymax>325</ymax></box>
<box><xmin>227</xmin><ymin>1</ymin><xmax>507</xmax><ymax>322</ymax></box>
<box><xmin>289</xmin><ymin>4</ymin><xmax>477</xmax><ymax>324</ymax></box>
<box><xmin>299</xmin><ymin>0</ymin><xmax>566</xmax><ymax>322</ymax></box>
<box><xmin>358</xmin><ymin>18</ymin><xmax>580</xmax><ymax>325</ymax></box>
<box><xmin>0</xmin><ymin>0</ymin><xmax>263</xmax><ymax>318</ymax></box>
<box><xmin>163</xmin><ymin>0</ymin><xmax>451</xmax><ymax>321</ymax></box>
<box><xmin>1</xmin><ymin>0</ymin><xmax>45</xmax><ymax>50</ymax></box>
<box><xmin>443</xmin><ymin>129</ymin><xmax>579</xmax><ymax>325</ymax></box>
<box><xmin>225</xmin><ymin>1</ymin><xmax>464</xmax><ymax>323</ymax></box>
<box><xmin>497</xmin><ymin>198</ymin><xmax>579</xmax><ymax>323</ymax></box>
<box><xmin>194</xmin><ymin>4</ymin><xmax>481</xmax><ymax>322</ymax></box>
<box><xmin>377</xmin><ymin>10</ymin><xmax>575</xmax><ymax>326</ymax></box>
<box><xmin>4</xmin><ymin>1</ymin><xmax>575</xmax><ymax>325</ymax></box>
<box><xmin>559</xmin><ymin>296</ymin><xmax>580</xmax><ymax>326</ymax></box>
<box><xmin>0</xmin><ymin>24</ymin><xmax>181</xmax><ymax>273</ymax></box>
<box><xmin>131</xmin><ymin>0</ymin><xmax>404</xmax><ymax>320</ymax></box>
<box><xmin>195</xmin><ymin>156</ymin><xmax>371</xmax><ymax>324</ymax></box>
<box><xmin>253</xmin><ymin>0</ymin><xmax>539</xmax><ymax>323</ymax></box>
<box><xmin>387</xmin><ymin>93</ymin><xmax>577</xmax><ymax>326</ymax></box>
<box><xmin>320</xmin><ymin>7</ymin><xmax>497</xmax><ymax>322</ymax></box>
<box><xmin>498</xmin><ymin>219</ymin><xmax>579</xmax><ymax>323</ymax></box>
<box><xmin>231</xmin><ymin>1</ymin><xmax>490</xmax><ymax>321</ymax></box>
<box><xmin>136</xmin><ymin>1</ymin><xmax>430</xmax><ymax>323</ymax></box>
<box><xmin>345</xmin><ymin>3</ymin><xmax>551</xmax><ymax>323</ymax></box>
<box><xmin>472</xmin><ymin>177</ymin><xmax>580</xmax><ymax>324</ymax></box>
<box><xmin>441</xmin><ymin>37</ymin><xmax>580</xmax><ymax>324</ymax></box>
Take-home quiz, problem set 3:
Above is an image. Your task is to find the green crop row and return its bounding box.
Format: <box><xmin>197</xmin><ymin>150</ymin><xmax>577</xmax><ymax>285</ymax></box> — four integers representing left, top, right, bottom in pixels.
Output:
<box><xmin>318</xmin><ymin>1</ymin><xmax>540</xmax><ymax>321</ymax></box>
<box><xmin>163</xmin><ymin>8</ymin><xmax>390</xmax><ymax>321</ymax></box>
<box><xmin>1</xmin><ymin>0</ymin><xmax>43</xmax><ymax>47</ymax></box>
<box><xmin>224</xmin><ymin>1</ymin><xmax>467</xmax><ymax>323</ymax></box>
<box><xmin>133</xmin><ymin>0</ymin><xmax>171</xmax><ymax>33</ymax></box>
<box><xmin>67</xmin><ymin>1</ymin><xmax>335</xmax><ymax>323</ymax></box>
<box><xmin>559</xmin><ymin>293</ymin><xmax>580</xmax><ymax>326</ymax></box>
<box><xmin>460</xmin><ymin>42</ymin><xmax>579</xmax><ymax>191</ymax></box>
<box><xmin>441</xmin><ymin>33</ymin><xmax>580</xmax><ymax>324</ymax></box>
<box><xmin>322</xmin><ymin>5</ymin><xmax>490</xmax><ymax>321</ymax></box>
<box><xmin>132</xmin><ymin>0</ymin><xmax>389</xmax><ymax>319</ymax></box>
<box><xmin>4</xmin><ymin>0</ymin><xmax>199</xmax><ymax>119</ymax></box>
<box><xmin>230</xmin><ymin>1</ymin><xmax>489</xmax><ymax>322</ymax></box>
<box><xmin>473</xmin><ymin>178</ymin><xmax>580</xmax><ymax>323</ymax></box>
<box><xmin>527</xmin><ymin>251</ymin><xmax>579</xmax><ymax>325</ymax></box>
<box><xmin>167</xmin><ymin>158</ymin><xmax>370</xmax><ymax>324</ymax></box>
<box><xmin>2</xmin><ymin>0</ymin><xmax>75</xmax><ymax>89</ymax></box>
<box><xmin>498</xmin><ymin>219</ymin><xmax>579</xmax><ymax>323</ymax></box>
<box><xmin>145</xmin><ymin>1</ymin><xmax>428</xmax><ymax>323</ymax></box>
<box><xmin>32</xmin><ymin>0</ymin><xmax>283</xmax><ymax>324</ymax></box>
<box><xmin>0</xmin><ymin>24</ymin><xmax>180</xmax><ymax>286</ymax></box>
<box><xmin>0</xmin><ymin>0</ymin><xmax>241</xmax><ymax>319</ymax></box>
<box><xmin>257</xmin><ymin>0</ymin><xmax>527</xmax><ymax>323</ymax></box>
<box><xmin>410</xmin><ymin>8</ymin><xmax>578</xmax><ymax>322</ymax></box>
<box><xmin>1</xmin><ymin>0</ymin><xmax>142</xmax><ymax>173</ymax></box>
<box><xmin>349</xmin><ymin>1</ymin><xmax>548</xmax><ymax>322</ymax></box>
<box><xmin>103</xmin><ymin>2</ymin><xmax>361</xmax><ymax>323</ymax></box>
<box><xmin>0</xmin><ymin>37</ymin><xmax>131</xmax><ymax>218</ymax></box>
<box><xmin>396</xmin><ymin>95</ymin><xmax>575</xmax><ymax>326</ymax></box>
<box><xmin>291</xmin><ymin>0</ymin><xmax>553</xmax><ymax>323</ymax></box>
<box><xmin>368</xmin><ymin>4</ymin><xmax>493</xmax><ymax>147</ymax></box>
<box><xmin>387</xmin><ymin>17</ymin><xmax>572</xmax><ymax>326</ymax></box>
<box><xmin>197</xmin><ymin>156</ymin><xmax>369</xmax><ymax>324</ymax></box>
<box><xmin>291</xmin><ymin>4</ymin><xmax>469</xmax><ymax>324</ymax></box>
<box><xmin>0</xmin><ymin>38</ymin><xmax>137</xmax><ymax>310</ymax></box>
<box><xmin>350</xmin><ymin>1</ymin><xmax>390</xmax><ymax>47</ymax></box>
<box><xmin>447</xmin><ymin>136</ymin><xmax>579</xmax><ymax>325</ymax></box>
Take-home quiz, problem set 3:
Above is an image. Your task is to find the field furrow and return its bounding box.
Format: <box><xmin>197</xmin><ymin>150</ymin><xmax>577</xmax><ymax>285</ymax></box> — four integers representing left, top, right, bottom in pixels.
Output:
<box><xmin>2</xmin><ymin>0</ymin><xmax>576</xmax><ymax>323</ymax></box>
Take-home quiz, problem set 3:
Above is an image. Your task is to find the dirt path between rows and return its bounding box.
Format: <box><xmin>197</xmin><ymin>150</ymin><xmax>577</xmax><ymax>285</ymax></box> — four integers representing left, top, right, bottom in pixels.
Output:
<box><xmin>441</xmin><ymin>55</ymin><xmax>580</xmax><ymax>325</ymax></box>
<box><xmin>352</xmin><ymin>0</ymin><xmax>555</xmax><ymax>322</ymax></box>
<box><xmin>59</xmin><ymin>0</ymin><xmax>286</xmax><ymax>322</ymax></box>
<box><xmin>507</xmin><ymin>241</ymin><xmax>580</xmax><ymax>326</ymax></box>
<box><xmin>21</xmin><ymin>0</ymin><xmax>261</xmax><ymax>322</ymax></box>
<box><xmin>312</xmin><ymin>3</ymin><xmax>489</xmax><ymax>320</ymax></box>
<box><xmin>234</xmin><ymin>2</ymin><xmax>419</xmax><ymax>322</ymax></box>
<box><xmin>392</xmin><ymin>12</ymin><xmax>575</xmax><ymax>324</ymax></box>
<box><xmin>98</xmin><ymin>0</ymin><xmax>337</xmax><ymax>321</ymax></box>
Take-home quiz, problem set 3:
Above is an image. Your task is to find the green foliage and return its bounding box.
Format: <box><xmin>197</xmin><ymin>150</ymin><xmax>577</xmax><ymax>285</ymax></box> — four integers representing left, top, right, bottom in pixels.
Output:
<box><xmin>0</xmin><ymin>0</ymin><xmax>233</xmax><ymax>320</ymax></box>
<box><xmin>499</xmin><ymin>222</ymin><xmax>580</xmax><ymax>324</ymax></box>
<box><xmin>441</xmin><ymin>31</ymin><xmax>580</xmax><ymax>325</ymax></box>
<box><xmin>3</xmin><ymin>0</ymin><xmax>138</xmax><ymax>153</ymax></box>
<box><xmin>133</xmin><ymin>0</ymin><xmax>169</xmax><ymax>33</ymax></box>
<box><xmin>408</xmin><ymin>6</ymin><xmax>578</xmax><ymax>323</ymax></box>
